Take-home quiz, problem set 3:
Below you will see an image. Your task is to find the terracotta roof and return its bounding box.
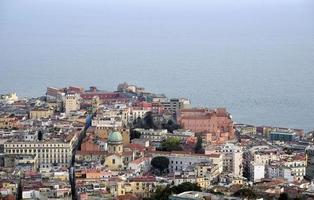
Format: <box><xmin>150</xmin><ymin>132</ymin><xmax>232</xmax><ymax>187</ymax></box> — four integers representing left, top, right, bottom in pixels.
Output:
<box><xmin>129</xmin><ymin>176</ymin><xmax>156</xmax><ymax>182</ymax></box>
<box><xmin>129</xmin><ymin>157</ymin><xmax>151</xmax><ymax>165</ymax></box>
<box><xmin>125</xmin><ymin>143</ymin><xmax>146</xmax><ymax>151</ymax></box>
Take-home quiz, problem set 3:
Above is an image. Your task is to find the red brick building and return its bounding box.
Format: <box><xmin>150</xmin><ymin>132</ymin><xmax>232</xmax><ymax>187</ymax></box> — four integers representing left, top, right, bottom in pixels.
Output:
<box><xmin>177</xmin><ymin>108</ymin><xmax>235</xmax><ymax>144</ymax></box>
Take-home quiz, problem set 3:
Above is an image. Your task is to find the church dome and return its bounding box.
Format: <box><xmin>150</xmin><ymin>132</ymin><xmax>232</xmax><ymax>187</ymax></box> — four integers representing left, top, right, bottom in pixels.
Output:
<box><xmin>108</xmin><ymin>131</ymin><xmax>123</xmax><ymax>144</ymax></box>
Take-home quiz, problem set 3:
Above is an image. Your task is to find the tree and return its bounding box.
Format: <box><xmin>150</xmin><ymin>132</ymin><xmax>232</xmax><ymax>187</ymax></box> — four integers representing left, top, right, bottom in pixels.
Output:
<box><xmin>278</xmin><ymin>193</ymin><xmax>289</xmax><ymax>200</ymax></box>
<box><xmin>161</xmin><ymin>137</ymin><xmax>182</xmax><ymax>151</ymax></box>
<box><xmin>130</xmin><ymin>129</ymin><xmax>141</xmax><ymax>140</ymax></box>
<box><xmin>233</xmin><ymin>188</ymin><xmax>257</xmax><ymax>199</ymax></box>
<box><xmin>151</xmin><ymin>156</ymin><xmax>170</xmax><ymax>174</ymax></box>
<box><xmin>143</xmin><ymin>112</ymin><xmax>155</xmax><ymax>129</ymax></box>
<box><xmin>150</xmin><ymin>186</ymin><xmax>172</xmax><ymax>200</ymax></box>
<box><xmin>146</xmin><ymin>182</ymin><xmax>201</xmax><ymax>200</ymax></box>
<box><xmin>172</xmin><ymin>182</ymin><xmax>201</xmax><ymax>194</ymax></box>
<box><xmin>194</xmin><ymin>136</ymin><xmax>203</xmax><ymax>153</ymax></box>
<box><xmin>133</xmin><ymin>117</ymin><xmax>143</xmax><ymax>128</ymax></box>
<box><xmin>162</xmin><ymin>119</ymin><xmax>181</xmax><ymax>133</ymax></box>
<box><xmin>37</xmin><ymin>130</ymin><xmax>43</xmax><ymax>141</ymax></box>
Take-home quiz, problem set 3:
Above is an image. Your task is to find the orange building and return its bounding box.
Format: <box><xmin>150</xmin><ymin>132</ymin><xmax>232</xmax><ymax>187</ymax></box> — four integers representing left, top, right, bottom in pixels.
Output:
<box><xmin>177</xmin><ymin>108</ymin><xmax>235</xmax><ymax>144</ymax></box>
<box><xmin>81</xmin><ymin>136</ymin><xmax>105</xmax><ymax>152</ymax></box>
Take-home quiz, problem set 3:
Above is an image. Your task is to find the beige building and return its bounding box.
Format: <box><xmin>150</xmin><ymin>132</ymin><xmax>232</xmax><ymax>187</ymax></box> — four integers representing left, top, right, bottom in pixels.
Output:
<box><xmin>283</xmin><ymin>154</ymin><xmax>306</xmax><ymax>181</ymax></box>
<box><xmin>129</xmin><ymin>176</ymin><xmax>156</xmax><ymax>196</ymax></box>
<box><xmin>65</xmin><ymin>93</ymin><xmax>80</xmax><ymax>115</ymax></box>
<box><xmin>129</xmin><ymin>108</ymin><xmax>150</xmax><ymax>122</ymax></box>
<box><xmin>29</xmin><ymin>108</ymin><xmax>54</xmax><ymax>120</ymax></box>
<box><xmin>0</xmin><ymin>114</ymin><xmax>18</xmax><ymax>129</ymax></box>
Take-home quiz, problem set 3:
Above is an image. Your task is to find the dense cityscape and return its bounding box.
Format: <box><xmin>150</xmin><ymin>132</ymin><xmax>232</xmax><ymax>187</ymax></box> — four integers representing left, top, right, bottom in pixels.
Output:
<box><xmin>0</xmin><ymin>83</ymin><xmax>314</xmax><ymax>200</ymax></box>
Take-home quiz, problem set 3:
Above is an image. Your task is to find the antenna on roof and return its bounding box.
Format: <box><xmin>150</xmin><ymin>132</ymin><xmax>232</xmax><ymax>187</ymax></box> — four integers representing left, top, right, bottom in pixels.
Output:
<box><xmin>113</xmin><ymin>118</ymin><xmax>116</xmax><ymax>131</ymax></box>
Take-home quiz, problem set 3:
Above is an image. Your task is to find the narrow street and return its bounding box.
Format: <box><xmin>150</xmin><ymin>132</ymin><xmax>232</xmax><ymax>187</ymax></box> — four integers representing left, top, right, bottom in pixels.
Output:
<box><xmin>69</xmin><ymin>114</ymin><xmax>93</xmax><ymax>200</ymax></box>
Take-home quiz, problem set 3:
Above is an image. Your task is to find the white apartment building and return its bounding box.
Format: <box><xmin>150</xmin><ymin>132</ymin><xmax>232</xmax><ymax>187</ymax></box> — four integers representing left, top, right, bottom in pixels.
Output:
<box><xmin>129</xmin><ymin>108</ymin><xmax>150</xmax><ymax>122</ymax></box>
<box><xmin>4</xmin><ymin>132</ymin><xmax>78</xmax><ymax>169</ymax></box>
<box><xmin>265</xmin><ymin>163</ymin><xmax>294</xmax><ymax>182</ymax></box>
<box><xmin>137</xmin><ymin>129</ymin><xmax>167</xmax><ymax>148</ymax></box>
<box><xmin>128</xmin><ymin>157</ymin><xmax>152</xmax><ymax>175</ymax></box>
<box><xmin>151</xmin><ymin>152</ymin><xmax>217</xmax><ymax>173</ymax></box>
<box><xmin>249</xmin><ymin>161</ymin><xmax>265</xmax><ymax>183</ymax></box>
<box><xmin>92</xmin><ymin>117</ymin><xmax>123</xmax><ymax>128</ymax></box>
<box><xmin>218</xmin><ymin>143</ymin><xmax>243</xmax><ymax>177</ymax></box>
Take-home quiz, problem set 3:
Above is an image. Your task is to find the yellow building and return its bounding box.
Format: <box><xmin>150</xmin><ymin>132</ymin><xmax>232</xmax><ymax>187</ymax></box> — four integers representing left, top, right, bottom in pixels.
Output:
<box><xmin>0</xmin><ymin>114</ymin><xmax>18</xmax><ymax>129</ymax></box>
<box><xmin>129</xmin><ymin>176</ymin><xmax>156</xmax><ymax>195</ymax></box>
<box><xmin>2</xmin><ymin>182</ymin><xmax>18</xmax><ymax>194</ymax></box>
<box><xmin>196</xmin><ymin>177</ymin><xmax>210</xmax><ymax>189</ymax></box>
<box><xmin>30</xmin><ymin>108</ymin><xmax>54</xmax><ymax>119</ymax></box>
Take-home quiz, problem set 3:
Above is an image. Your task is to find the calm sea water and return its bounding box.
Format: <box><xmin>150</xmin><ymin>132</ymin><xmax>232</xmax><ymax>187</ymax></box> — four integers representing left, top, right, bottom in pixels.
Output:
<box><xmin>0</xmin><ymin>0</ymin><xmax>314</xmax><ymax>131</ymax></box>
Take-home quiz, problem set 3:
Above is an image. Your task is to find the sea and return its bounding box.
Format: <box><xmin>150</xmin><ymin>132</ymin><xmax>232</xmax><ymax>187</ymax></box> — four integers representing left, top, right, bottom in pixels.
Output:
<box><xmin>0</xmin><ymin>0</ymin><xmax>314</xmax><ymax>131</ymax></box>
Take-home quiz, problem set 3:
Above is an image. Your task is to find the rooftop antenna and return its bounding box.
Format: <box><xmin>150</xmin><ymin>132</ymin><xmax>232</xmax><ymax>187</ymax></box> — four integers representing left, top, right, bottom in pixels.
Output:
<box><xmin>113</xmin><ymin>118</ymin><xmax>116</xmax><ymax>132</ymax></box>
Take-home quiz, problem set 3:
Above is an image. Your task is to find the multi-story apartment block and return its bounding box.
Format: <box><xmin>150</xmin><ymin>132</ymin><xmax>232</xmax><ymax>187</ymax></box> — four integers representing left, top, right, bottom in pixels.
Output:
<box><xmin>162</xmin><ymin>98</ymin><xmax>191</xmax><ymax>116</ymax></box>
<box><xmin>149</xmin><ymin>151</ymin><xmax>219</xmax><ymax>173</ymax></box>
<box><xmin>3</xmin><ymin>130</ymin><xmax>79</xmax><ymax>169</ymax></box>
<box><xmin>129</xmin><ymin>176</ymin><xmax>156</xmax><ymax>197</ymax></box>
<box><xmin>244</xmin><ymin>146</ymin><xmax>280</xmax><ymax>180</ymax></box>
<box><xmin>138</xmin><ymin>129</ymin><xmax>168</xmax><ymax>148</ymax></box>
<box><xmin>282</xmin><ymin>154</ymin><xmax>306</xmax><ymax>181</ymax></box>
<box><xmin>129</xmin><ymin>108</ymin><xmax>150</xmax><ymax>122</ymax></box>
<box><xmin>65</xmin><ymin>93</ymin><xmax>80</xmax><ymax>115</ymax></box>
<box><xmin>218</xmin><ymin>143</ymin><xmax>243</xmax><ymax>177</ymax></box>
<box><xmin>249</xmin><ymin>161</ymin><xmax>265</xmax><ymax>183</ymax></box>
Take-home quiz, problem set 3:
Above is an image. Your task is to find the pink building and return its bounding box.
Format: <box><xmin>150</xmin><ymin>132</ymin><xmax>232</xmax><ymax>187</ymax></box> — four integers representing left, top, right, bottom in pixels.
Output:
<box><xmin>177</xmin><ymin>108</ymin><xmax>235</xmax><ymax>144</ymax></box>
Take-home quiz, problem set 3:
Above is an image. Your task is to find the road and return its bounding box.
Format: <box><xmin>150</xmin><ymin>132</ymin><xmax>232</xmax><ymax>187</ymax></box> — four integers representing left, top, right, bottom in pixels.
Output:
<box><xmin>69</xmin><ymin>114</ymin><xmax>93</xmax><ymax>200</ymax></box>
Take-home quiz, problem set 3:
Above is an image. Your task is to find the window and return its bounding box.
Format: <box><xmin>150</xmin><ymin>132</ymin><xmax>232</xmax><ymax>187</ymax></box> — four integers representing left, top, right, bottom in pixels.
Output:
<box><xmin>112</xmin><ymin>159</ymin><xmax>115</xmax><ymax>164</ymax></box>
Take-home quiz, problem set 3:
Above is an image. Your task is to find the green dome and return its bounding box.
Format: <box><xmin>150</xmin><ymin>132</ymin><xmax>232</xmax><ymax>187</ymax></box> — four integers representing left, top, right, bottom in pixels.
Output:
<box><xmin>108</xmin><ymin>131</ymin><xmax>123</xmax><ymax>143</ymax></box>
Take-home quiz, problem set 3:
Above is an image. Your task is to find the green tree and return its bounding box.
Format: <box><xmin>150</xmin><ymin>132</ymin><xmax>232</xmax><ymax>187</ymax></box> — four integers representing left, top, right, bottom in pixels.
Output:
<box><xmin>151</xmin><ymin>156</ymin><xmax>170</xmax><ymax>174</ymax></box>
<box><xmin>143</xmin><ymin>112</ymin><xmax>155</xmax><ymax>129</ymax></box>
<box><xmin>162</xmin><ymin>119</ymin><xmax>181</xmax><ymax>133</ymax></box>
<box><xmin>150</xmin><ymin>186</ymin><xmax>172</xmax><ymax>200</ymax></box>
<box><xmin>194</xmin><ymin>136</ymin><xmax>204</xmax><ymax>153</ymax></box>
<box><xmin>172</xmin><ymin>182</ymin><xmax>202</xmax><ymax>194</ymax></box>
<box><xmin>130</xmin><ymin>129</ymin><xmax>141</xmax><ymax>140</ymax></box>
<box><xmin>161</xmin><ymin>137</ymin><xmax>182</xmax><ymax>151</ymax></box>
<box><xmin>146</xmin><ymin>182</ymin><xmax>201</xmax><ymax>200</ymax></box>
<box><xmin>233</xmin><ymin>188</ymin><xmax>257</xmax><ymax>199</ymax></box>
<box><xmin>278</xmin><ymin>193</ymin><xmax>289</xmax><ymax>200</ymax></box>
